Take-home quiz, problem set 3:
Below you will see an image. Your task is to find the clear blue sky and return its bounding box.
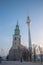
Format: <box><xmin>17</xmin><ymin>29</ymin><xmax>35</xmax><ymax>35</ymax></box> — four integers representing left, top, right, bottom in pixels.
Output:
<box><xmin>0</xmin><ymin>0</ymin><xmax>43</xmax><ymax>55</ymax></box>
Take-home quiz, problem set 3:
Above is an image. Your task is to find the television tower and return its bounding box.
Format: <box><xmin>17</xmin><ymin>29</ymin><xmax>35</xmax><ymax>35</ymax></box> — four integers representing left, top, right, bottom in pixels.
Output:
<box><xmin>26</xmin><ymin>16</ymin><xmax>32</xmax><ymax>61</ymax></box>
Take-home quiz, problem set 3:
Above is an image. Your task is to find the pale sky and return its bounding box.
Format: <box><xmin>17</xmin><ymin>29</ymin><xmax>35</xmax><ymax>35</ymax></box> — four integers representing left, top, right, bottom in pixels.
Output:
<box><xmin>0</xmin><ymin>0</ymin><xmax>43</xmax><ymax>56</ymax></box>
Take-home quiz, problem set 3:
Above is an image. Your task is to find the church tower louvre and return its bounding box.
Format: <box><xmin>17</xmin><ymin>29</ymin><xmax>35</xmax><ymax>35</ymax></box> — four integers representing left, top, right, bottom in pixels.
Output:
<box><xmin>12</xmin><ymin>21</ymin><xmax>21</xmax><ymax>49</ymax></box>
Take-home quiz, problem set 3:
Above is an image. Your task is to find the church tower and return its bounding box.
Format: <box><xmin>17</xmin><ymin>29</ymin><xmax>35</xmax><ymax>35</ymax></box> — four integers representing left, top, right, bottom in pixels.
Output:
<box><xmin>12</xmin><ymin>21</ymin><xmax>21</xmax><ymax>49</ymax></box>
<box><xmin>8</xmin><ymin>21</ymin><xmax>21</xmax><ymax>61</ymax></box>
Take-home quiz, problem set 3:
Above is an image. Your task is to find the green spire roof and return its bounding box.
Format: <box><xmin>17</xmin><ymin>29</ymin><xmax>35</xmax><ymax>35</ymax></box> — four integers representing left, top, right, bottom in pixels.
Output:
<box><xmin>15</xmin><ymin>21</ymin><xmax>20</xmax><ymax>35</ymax></box>
<box><xmin>16</xmin><ymin>21</ymin><xmax>19</xmax><ymax>30</ymax></box>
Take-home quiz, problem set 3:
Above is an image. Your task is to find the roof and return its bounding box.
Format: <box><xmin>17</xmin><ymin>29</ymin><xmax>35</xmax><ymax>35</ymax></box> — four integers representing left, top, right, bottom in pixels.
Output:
<box><xmin>18</xmin><ymin>44</ymin><xmax>28</xmax><ymax>51</ymax></box>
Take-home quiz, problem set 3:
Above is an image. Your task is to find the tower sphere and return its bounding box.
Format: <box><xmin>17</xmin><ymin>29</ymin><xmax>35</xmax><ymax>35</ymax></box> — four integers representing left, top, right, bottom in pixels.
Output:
<box><xmin>27</xmin><ymin>16</ymin><xmax>31</xmax><ymax>24</ymax></box>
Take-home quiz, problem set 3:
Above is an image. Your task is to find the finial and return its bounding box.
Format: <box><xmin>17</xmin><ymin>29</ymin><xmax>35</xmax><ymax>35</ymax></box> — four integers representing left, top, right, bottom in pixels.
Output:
<box><xmin>17</xmin><ymin>20</ymin><xmax>19</xmax><ymax>25</ymax></box>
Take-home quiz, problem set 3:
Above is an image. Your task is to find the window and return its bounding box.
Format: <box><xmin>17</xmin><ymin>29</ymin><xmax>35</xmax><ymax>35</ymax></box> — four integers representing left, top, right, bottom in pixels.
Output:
<box><xmin>15</xmin><ymin>38</ymin><xmax>16</xmax><ymax>40</ymax></box>
<box><xmin>19</xmin><ymin>38</ymin><xmax>20</xmax><ymax>41</ymax></box>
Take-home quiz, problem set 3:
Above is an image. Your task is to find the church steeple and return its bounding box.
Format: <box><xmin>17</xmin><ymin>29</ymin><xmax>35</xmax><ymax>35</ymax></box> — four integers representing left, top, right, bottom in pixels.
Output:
<box><xmin>12</xmin><ymin>21</ymin><xmax>21</xmax><ymax>49</ymax></box>
<box><xmin>15</xmin><ymin>21</ymin><xmax>20</xmax><ymax>35</ymax></box>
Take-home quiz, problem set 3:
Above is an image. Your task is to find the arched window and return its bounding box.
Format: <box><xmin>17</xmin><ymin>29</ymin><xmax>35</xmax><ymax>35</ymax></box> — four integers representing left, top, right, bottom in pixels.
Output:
<box><xmin>15</xmin><ymin>38</ymin><xmax>16</xmax><ymax>40</ymax></box>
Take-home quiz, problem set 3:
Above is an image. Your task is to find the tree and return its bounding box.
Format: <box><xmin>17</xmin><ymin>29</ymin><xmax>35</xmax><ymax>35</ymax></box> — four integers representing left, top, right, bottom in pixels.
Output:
<box><xmin>22</xmin><ymin>50</ymin><xmax>29</xmax><ymax>61</ymax></box>
<box><xmin>0</xmin><ymin>57</ymin><xmax>2</xmax><ymax>63</ymax></box>
<box><xmin>6</xmin><ymin>55</ymin><xmax>9</xmax><ymax>61</ymax></box>
<box><xmin>34</xmin><ymin>47</ymin><xmax>36</xmax><ymax>62</ymax></box>
<box><xmin>32</xmin><ymin>44</ymin><xmax>37</xmax><ymax>62</ymax></box>
<box><xmin>22</xmin><ymin>51</ymin><xmax>27</xmax><ymax>61</ymax></box>
<box><xmin>38</xmin><ymin>46</ymin><xmax>43</xmax><ymax>62</ymax></box>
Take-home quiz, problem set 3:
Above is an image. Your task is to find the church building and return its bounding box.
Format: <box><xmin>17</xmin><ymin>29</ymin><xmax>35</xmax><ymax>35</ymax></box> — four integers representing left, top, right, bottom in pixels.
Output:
<box><xmin>8</xmin><ymin>21</ymin><xmax>29</xmax><ymax>61</ymax></box>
